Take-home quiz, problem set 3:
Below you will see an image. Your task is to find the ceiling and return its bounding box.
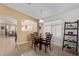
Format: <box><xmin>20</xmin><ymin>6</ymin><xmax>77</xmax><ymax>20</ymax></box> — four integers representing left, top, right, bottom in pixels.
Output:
<box><xmin>0</xmin><ymin>15</ymin><xmax>17</xmax><ymax>24</ymax></box>
<box><xmin>4</xmin><ymin>3</ymin><xmax>79</xmax><ymax>20</ymax></box>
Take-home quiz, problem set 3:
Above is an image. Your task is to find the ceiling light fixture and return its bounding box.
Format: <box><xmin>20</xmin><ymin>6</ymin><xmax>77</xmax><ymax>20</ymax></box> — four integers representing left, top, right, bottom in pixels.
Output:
<box><xmin>27</xmin><ymin>3</ymin><xmax>32</xmax><ymax>6</ymax></box>
<box><xmin>39</xmin><ymin>8</ymin><xmax>44</xmax><ymax>23</ymax></box>
<box><xmin>39</xmin><ymin>20</ymin><xmax>44</xmax><ymax>23</ymax></box>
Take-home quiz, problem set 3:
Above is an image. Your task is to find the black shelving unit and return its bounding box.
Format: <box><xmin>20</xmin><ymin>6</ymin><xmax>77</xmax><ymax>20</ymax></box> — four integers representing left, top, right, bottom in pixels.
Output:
<box><xmin>62</xmin><ymin>20</ymin><xmax>78</xmax><ymax>55</ymax></box>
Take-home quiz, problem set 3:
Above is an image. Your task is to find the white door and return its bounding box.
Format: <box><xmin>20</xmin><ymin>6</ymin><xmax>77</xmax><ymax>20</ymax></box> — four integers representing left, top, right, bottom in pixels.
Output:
<box><xmin>51</xmin><ymin>22</ymin><xmax>62</xmax><ymax>47</ymax></box>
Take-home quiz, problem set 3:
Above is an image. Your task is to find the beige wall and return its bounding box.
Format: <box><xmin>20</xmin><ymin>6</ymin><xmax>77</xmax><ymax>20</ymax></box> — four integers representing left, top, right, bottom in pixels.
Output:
<box><xmin>0</xmin><ymin>4</ymin><xmax>39</xmax><ymax>44</ymax></box>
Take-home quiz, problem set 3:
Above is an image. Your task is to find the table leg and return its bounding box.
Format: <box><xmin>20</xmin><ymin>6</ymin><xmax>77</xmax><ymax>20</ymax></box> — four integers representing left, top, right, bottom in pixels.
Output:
<box><xmin>39</xmin><ymin>43</ymin><xmax>42</xmax><ymax>50</ymax></box>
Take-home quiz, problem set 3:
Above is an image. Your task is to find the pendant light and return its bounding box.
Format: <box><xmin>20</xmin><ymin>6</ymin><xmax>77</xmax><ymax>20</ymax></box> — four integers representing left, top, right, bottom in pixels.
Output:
<box><xmin>39</xmin><ymin>8</ymin><xmax>44</xmax><ymax>23</ymax></box>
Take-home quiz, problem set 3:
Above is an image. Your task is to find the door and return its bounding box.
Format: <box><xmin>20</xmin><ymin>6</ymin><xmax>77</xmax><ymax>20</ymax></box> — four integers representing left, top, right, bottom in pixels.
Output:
<box><xmin>51</xmin><ymin>20</ymin><xmax>62</xmax><ymax>47</ymax></box>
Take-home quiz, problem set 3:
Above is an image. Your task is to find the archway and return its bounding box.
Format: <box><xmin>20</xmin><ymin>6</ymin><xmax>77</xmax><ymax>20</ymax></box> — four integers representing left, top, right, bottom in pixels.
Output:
<box><xmin>0</xmin><ymin>15</ymin><xmax>17</xmax><ymax>45</ymax></box>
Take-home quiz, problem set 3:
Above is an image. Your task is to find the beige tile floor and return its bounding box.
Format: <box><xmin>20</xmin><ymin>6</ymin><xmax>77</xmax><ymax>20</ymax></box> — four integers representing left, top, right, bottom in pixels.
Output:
<box><xmin>0</xmin><ymin>37</ymin><xmax>78</xmax><ymax>56</ymax></box>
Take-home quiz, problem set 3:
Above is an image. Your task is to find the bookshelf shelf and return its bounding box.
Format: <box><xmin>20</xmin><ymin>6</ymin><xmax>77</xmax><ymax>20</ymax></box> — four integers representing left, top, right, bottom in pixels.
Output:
<box><xmin>64</xmin><ymin>34</ymin><xmax>77</xmax><ymax>36</ymax></box>
<box><xmin>65</xmin><ymin>28</ymin><xmax>77</xmax><ymax>30</ymax></box>
<box><xmin>64</xmin><ymin>40</ymin><xmax>77</xmax><ymax>43</ymax></box>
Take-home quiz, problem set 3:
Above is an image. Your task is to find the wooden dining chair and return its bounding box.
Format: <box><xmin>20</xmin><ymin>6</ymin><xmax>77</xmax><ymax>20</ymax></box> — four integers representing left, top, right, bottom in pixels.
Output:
<box><xmin>31</xmin><ymin>32</ymin><xmax>39</xmax><ymax>51</ymax></box>
<box><xmin>42</xmin><ymin>33</ymin><xmax>52</xmax><ymax>53</ymax></box>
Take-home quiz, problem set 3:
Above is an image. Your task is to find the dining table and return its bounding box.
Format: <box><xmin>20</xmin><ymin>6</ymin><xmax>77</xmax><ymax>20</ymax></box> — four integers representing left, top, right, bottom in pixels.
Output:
<box><xmin>35</xmin><ymin>36</ymin><xmax>44</xmax><ymax>50</ymax></box>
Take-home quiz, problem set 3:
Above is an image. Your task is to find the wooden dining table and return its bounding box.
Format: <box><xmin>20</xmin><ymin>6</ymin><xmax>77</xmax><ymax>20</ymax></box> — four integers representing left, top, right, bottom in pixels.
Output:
<box><xmin>34</xmin><ymin>37</ymin><xmax>44</xmax><ymax>50</ymax></box>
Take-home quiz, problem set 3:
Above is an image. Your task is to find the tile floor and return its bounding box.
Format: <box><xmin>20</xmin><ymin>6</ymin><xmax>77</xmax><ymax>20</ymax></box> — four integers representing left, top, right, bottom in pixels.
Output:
<box><xmin>0</xmin><ymin>37</ymin><xmax>78</xmax><ymax>56</ymax></box>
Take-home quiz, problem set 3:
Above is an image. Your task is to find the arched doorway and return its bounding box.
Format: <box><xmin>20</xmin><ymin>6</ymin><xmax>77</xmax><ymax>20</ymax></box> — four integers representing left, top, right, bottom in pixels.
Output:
<box><xmin>0</xmin><ymin>15</ymin><xmax>17</xmax><ymax>45</ymax></box>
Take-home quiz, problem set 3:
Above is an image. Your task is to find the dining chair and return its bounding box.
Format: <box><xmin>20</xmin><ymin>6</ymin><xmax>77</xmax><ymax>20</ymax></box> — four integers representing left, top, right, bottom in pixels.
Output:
<box><xmin>42</xmin><ymin>33</ymin><xmax>52</xmax><ymax>53</ymax></box>
<box><xmin>31</xmin><ymin>32</ymin><xmax>39</xmax><ymax>51</ymax></box>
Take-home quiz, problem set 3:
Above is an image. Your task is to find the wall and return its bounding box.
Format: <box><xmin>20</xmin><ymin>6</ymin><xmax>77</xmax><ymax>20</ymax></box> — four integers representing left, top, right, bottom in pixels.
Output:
<box><xmin>44</xmin><ymin>7</ymin><xmax>79</xmax><ymax>48</ymax></box>
<box><xmin>44</xmin><ymin>20</ymin><xmax>62</xmax><ymax>47</ymax></box>
<box><xmin>0</xmin><ymin>4</ymin><xmax>38</xmax><ymax>44</ymax></box>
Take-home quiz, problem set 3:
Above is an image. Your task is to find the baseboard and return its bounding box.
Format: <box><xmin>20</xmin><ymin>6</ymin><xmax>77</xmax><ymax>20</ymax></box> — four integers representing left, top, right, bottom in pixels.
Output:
<box><xmin>54</xmin><ymin>43</ymin><xmax>79</xmax><ymax>53</ymax></box>
<box><xmin>52</xmin><ymin>43</ymin><xmax>62</xmax><ymax>47</ymax></box>
<box><xmin>16</xmin><ymin>41</ymin><xmax>32</xmax><ymax>45</ymax></box>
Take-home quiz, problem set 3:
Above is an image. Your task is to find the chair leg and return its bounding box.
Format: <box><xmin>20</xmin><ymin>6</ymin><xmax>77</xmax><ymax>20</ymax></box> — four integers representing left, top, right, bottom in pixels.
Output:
<box><xmin>40</xmin><ymin>43</ymin><xmax>42</xmax><ymax>50</ymax></box>
<box><xmin>31</xmin><ymin>42</ymin><xmax>33</xmax><ymax>48</ymax></box>
<box><xmin>47</xmin><ymin>45</ymin><xmax>48</xmax><ymax>48</ymax></box>
<box><xmin>45</xmin><ymin>45</ymin><xmax>47</xmax><ymax>53</ymax></box>
<box><xmin>49</xmin><ymin>45</ymin><xmax>51</xmax><ymax>51</ymax></box>
<box><xmin>34</xmin><ymin>43</ymin><xmax>36</xmax><ymax>51</ymax></box>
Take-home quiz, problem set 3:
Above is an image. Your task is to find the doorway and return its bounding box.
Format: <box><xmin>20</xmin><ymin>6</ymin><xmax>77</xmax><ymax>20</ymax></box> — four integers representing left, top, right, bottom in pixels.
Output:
<box><xmin>0</xmin><ymin>16</ymin><xmax>17</xmax><ymax>45</ymax></box>
<box><xmin>44</xmin><ymin>20</ymin><xmax>62</xmax><ymax>47</ymax></box>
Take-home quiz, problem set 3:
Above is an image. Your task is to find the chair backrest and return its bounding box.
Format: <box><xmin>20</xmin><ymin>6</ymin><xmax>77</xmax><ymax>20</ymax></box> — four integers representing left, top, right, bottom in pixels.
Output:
<box><xmin>31</xmin><ymin>32</ymin><xmax>38</xmax><ymax>42</ymax></box>
<box><xmin>50</xmin><ymin>34</ymin><xmax>53</xmax><ymax>39</ymax></box>
<box><xmin>46</xmin><ymin>34</ymin><xmax>52</xmax><ymax>43</ymax></box>
<box><xmin>45</xmin><ymin>32</ymin><xmax>50</xmax><ymax>36</ymax></box>
<box><xmin>34</xmin><ymin>32</ymin><xmax>39</xmax><ymax>38</ymax></box>
<box><xmin>31</xmin><ymin>33</ymin><xmax>35</xmax><ymax>40</ymax></box>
